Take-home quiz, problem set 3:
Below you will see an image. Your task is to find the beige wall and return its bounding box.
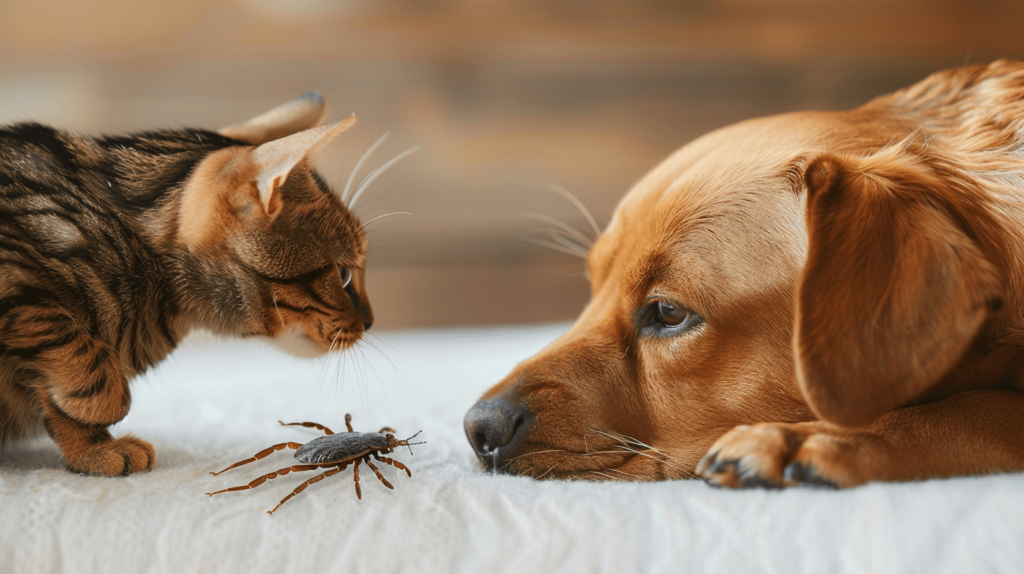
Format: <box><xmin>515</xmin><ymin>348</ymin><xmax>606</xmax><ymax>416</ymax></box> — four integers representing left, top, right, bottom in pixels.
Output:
<box><xmin>3</xmin><ymin>0</ymin><xmax>1023</xmax><ymax>328</ymax></box>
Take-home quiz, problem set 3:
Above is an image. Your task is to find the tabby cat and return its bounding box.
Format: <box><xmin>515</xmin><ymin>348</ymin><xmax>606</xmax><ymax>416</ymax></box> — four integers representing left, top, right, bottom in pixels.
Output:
<box><xmin>0</xmin><ymin>93</ymin><xmax>374</xmax><ymax>475</ymax></box>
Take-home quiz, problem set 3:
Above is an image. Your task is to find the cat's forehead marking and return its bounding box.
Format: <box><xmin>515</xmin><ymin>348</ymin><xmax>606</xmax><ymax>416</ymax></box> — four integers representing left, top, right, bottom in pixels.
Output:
<box><xmin>177</xmin><ymin>145</ymin><xmax>365</xmax><ymax>274</ymax></box>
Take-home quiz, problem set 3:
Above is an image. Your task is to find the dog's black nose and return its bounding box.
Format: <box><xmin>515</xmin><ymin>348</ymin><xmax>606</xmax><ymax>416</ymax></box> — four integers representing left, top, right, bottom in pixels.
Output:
<box><xmin>464</xmin><ymin>397</ymin><xmax>531</xmax><ymax>471</ymax></box>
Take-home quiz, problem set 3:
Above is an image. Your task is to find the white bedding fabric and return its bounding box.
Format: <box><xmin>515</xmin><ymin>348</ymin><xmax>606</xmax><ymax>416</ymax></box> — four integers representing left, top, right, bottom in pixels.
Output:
<box><xmin>1</xmin><ymin>323</ymin><xmax>1022</xmax><ymax>574</ymax></box>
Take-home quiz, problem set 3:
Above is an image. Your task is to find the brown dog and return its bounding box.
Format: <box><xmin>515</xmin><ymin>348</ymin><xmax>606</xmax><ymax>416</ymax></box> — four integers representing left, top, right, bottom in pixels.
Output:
<box><xmin>464</xmin><ymin>60</ymin><xmax>1024</xmax><ymax>488</ymax></box>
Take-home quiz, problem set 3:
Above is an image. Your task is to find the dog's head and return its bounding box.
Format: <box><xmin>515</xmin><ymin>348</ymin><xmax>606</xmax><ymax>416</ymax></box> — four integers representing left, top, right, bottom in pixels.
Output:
<box><xmin>465</xmin><ymin>102</ymin><xmax>1006</xmax><ymax>480</ymax></box>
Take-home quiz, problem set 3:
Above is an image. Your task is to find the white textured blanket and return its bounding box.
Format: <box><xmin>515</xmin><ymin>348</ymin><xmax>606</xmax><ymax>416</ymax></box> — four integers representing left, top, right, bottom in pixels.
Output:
<box><xmin>1</xmin><ymin>324</ymin><xmax>1021</xmax><ymax>574</ymax></box>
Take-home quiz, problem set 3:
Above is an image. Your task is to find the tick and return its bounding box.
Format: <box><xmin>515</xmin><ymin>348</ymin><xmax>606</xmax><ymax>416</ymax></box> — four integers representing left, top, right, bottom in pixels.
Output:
<box><xmin>205</xmin><ymin>414</ymin><xmax>423</xmax><ymax>514</ymax></box>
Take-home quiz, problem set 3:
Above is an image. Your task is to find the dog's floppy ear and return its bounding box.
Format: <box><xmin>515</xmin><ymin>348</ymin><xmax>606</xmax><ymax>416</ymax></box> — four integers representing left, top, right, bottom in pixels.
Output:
<box><xmin>795</xmin><ymin>152</ymin><xmax>1002</xmax><ymax>427</ymax></box>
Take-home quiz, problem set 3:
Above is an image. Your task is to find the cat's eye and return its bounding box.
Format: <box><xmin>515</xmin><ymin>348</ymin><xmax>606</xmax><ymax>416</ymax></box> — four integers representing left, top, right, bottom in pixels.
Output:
<box><xmin>338</xmin><ymin>266</ymin><xmax>353</xmax><ymax>288</ymax></box>
<box><xmin>638</xmin><ymin>299</ymin><xmax>702</xmax><ymax>336</ymax></box>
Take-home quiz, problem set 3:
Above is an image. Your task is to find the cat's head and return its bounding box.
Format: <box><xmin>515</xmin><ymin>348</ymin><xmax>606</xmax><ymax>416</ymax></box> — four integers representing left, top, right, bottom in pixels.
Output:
<box><xmin>176</xmin><ymin>93</ymin><xmax>374</xmax><ymax>356</ymax></box>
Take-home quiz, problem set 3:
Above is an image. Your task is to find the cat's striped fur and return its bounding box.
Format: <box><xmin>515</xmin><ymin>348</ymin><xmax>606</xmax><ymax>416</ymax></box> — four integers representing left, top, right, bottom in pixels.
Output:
<box><xmin>0</xmin><ymin>94</ymin><xmax>372</xmax><ymax>475</ymax></box>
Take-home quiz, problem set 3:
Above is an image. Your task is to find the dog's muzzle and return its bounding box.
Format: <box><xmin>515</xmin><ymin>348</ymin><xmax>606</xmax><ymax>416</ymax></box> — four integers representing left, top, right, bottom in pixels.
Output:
<box><xmin>463</xmin><ymin>396</ymin><xmax>533</xmax><ymax>473</ymax></box>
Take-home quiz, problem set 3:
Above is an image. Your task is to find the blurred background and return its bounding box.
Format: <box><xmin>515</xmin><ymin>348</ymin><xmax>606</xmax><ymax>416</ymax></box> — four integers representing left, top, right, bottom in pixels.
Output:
<box><xmin>2</xmin><ymin>0</ymin><xmax>1023</xmax><ymax>330</ymax></box>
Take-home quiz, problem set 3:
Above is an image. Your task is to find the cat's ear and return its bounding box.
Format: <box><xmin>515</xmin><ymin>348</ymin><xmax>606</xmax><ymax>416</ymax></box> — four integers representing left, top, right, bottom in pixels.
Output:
<box><xmin>250</xmin><ymin>114</ymin><xmax>356</xmax><ymax>216</ymax></box>
<box><xmin>219</xmin><ymin>92</ymin><xmax>328</xmax><ymax>145</ymax></box>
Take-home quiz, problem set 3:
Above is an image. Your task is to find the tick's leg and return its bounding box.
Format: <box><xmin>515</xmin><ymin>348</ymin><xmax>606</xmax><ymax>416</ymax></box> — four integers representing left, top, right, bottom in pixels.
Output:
<box><xmin>209</xmin><ymin>443</ymin><xmax>303</xmax><ymax>476</ymax></box>
<box><xmin>344</xmin><ymin>414</ymin><xmax>354</xmax><ymax>433</ymax></box>
<box><xmin>352</xmin><ymin>458</ymin><xmax>362</xmax><ymax>499</ymax></box>
<box><xmin>364</xmin><ymin>457</ymin><xmax>393</xmax><ymax>489</ymax></box>
<box><xmin>205</xmin><ymin>464</ymin><xmax>320</xmax><ymax>496</ymax></box>
<box><xmin>267</xmin><ymin>465</ymin><xmax>345</xmax><ymax>515</ymax></box>
<box><xmin>378</xmin><ymin>426</ymin><xmax>397</xmax><ymax>434</ymax></box>
<box><xmin>372</xmin><ymin>453</ymin><xmax>412</xmax><ymax>477</ymax></box>
<box><xmin>278</xmin><ymin>421</ymin><xmax>334</xmax><ymax>435</ymax></box>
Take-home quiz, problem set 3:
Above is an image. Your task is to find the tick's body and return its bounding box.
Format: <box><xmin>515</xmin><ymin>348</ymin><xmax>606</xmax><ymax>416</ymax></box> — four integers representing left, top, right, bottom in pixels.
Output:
<box><xmin>295</xmin><ymin>432</ymin><xmax>391</xmax><ymax>464</ymax></box>
<box><xmin>205</xmin><ymin>415</ymin><xmax>423</xmax><ymax>514</ymax></box>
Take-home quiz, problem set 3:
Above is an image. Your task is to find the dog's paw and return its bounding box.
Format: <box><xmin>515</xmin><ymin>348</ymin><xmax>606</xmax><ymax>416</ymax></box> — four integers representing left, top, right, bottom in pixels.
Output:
<box><xmin>695</xmin><ymin>423</ymin><xmax>868</xmax><ymax>489</ymax></box>
<box><xmin>65</xmin><ymin>435</ymin><xmax>156</xmax><ymax>476</ymax></box>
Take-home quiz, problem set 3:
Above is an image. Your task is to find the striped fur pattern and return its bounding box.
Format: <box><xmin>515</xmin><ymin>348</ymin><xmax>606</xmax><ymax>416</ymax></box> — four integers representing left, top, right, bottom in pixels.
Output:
<box><xmin>0</xmin><ymin>98</ymin><xmax>371</xmax><ymax>475</ymax></box>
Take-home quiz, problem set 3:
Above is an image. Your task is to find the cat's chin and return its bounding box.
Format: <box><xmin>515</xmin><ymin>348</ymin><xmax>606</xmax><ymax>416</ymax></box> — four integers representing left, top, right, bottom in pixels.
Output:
<box><xmin>263</xmin><ymin>325</ymin><xmax>329</xmax><ymax>358</ymax></box>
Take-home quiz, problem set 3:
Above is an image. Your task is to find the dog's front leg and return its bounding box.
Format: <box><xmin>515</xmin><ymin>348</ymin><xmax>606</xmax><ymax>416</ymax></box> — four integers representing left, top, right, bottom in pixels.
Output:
<box><xmin>695</xmin><ymin>389</ymin><xmax>1024</xmax><ymax>489</ymax></box>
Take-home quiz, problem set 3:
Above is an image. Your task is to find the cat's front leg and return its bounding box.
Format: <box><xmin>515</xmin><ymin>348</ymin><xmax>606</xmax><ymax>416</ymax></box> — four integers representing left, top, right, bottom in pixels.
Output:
<box><xmin>3</xmin><ymin>300</ymin><xmax>155</xmax><ymax>475</ymax></box>
<box><xmin>37</xmin><ymin>390</ymin><xmax>154</xmax><ymax>476</ymax></box>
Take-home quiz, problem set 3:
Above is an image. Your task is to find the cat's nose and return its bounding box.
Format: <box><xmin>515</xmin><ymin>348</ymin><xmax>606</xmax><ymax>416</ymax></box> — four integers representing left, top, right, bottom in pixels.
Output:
<box><xmin>343</xmin><ymin>282</ymin><xmax>372</xmax><ymax>330</ymax></box>
<box><xmin>361</xmin><ymin>304</ymin><xmax>373</xmax><ymax>331</ymax></box>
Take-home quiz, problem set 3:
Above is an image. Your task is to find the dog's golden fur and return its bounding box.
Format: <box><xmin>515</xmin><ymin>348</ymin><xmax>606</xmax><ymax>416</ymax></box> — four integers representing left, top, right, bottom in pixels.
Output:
<box><xmin>466</xmin><ymin>59</ymin><xmax>1024</xmax><ymax>487</ymax></box>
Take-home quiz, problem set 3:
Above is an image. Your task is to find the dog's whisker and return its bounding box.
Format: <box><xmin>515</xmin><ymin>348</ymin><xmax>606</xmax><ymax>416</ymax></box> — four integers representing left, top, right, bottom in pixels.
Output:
<box><xmin>495</xmin><ymin>449</ymin><xmax>572</xmax><ymax>474</ymax></box>
<box><xmin>589</xmin><ymin>470</ymin><xmax>624</xmax><ymax>482</ymax></box>
<box><xmin>520</xmin><ymin>229</ymin><xmax>590</xmax><ymax>256</ymax></box>
<box><xmin>536</xmin><ymin>463</ymin><xmax>561</xmax><ymax>479</ymax></box>
<box><xmin>519</xmin><ymin>234</ymin><xmax>588</xmax><ymax>259</ymax></box>
<box><xmin>581</xmin><ymin>450</ymin><xmax>631</xmax><ymax>457</ymax></box>
<box><xmin>539</xmin><ymin>229</ymin><xmax>591</xmax><ymax>253</ymax></box>
<box><xmin>605</xmin><ymin>468</ymin><xmax>639</xmax><ymax>480</ymax></box>
<box><xmin>342</xmin><ymin>131</ymin><xmax>389</xmax><ymax>204</ymax></box>
<box><xmin>548</xmin><ymin>183</ymin><xmax>601</xmax><ymax>239</ymax></box>
<box><xmin>587</xmin><ymin>428</ymin><xmax>630</xmax><ymax>446</ymax></box>
<box><xmin>506</xmin><ymin>449</ymin><xmax>567</xmax><ymax>462</ymax></box>
<box><xmin>520</xmin><ymin>212</ymin><xmax>594</xmax><ymax>246</ymax></box>
<box><xmin>613</xmin><ymin>444</ymin><xmax>694</xmax><ymax>477</ymax></box>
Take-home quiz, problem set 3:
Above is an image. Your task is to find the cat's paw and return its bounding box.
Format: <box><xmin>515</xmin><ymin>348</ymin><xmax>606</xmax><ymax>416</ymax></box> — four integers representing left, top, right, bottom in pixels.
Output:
<box><xmin>64</xmin><ymin>435</ymin><xmax>156</xmax><ymax>476</ymax></box>
<box><xmin>695</xmin><ymin>423</ymin><xmax>867</xmax><ymax>489</ymax></box>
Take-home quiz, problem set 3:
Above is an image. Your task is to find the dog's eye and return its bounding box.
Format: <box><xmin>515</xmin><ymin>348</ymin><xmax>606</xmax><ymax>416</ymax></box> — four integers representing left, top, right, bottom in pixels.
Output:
<box><xmin>657</xmin><ymin>301</ymin><xmax>689</xmax><ymax>326</ymax></box>
<box><xmin>338</xmin><ymin>266</ymin><xmax>353</xmax><ymax>288</ymax></box>
<box><xmin>638</xmin><ymin>299</ymin><xmax>702</xmax><ymax>335</ymax></box>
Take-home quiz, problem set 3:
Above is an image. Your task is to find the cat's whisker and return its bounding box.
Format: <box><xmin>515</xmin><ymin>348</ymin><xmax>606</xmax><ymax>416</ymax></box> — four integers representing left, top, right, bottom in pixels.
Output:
<box><xmin>353</xmin><ymin>196</ymin><xmax>405</xmax><ymax>218</ymax></box>
<box><xmin>312</xmin><ymin>329</ymin><xmax>345</xmax><ymax>413</ymax></box>
<box><xmin>360</xmin><ymin>336</ymin><xmax>408</xmax><ymax>387</ymax></box>
<box><xmin>341</xmin><ymin>132</ymin><xmax>390</xmax><ymax>204</ymax></box>
<box><xmin>332</xmin><ymin>342</ymin><xmax>354</xmax><ymax>418</ymax></box>
<box><xmin>365</xmin><ymin>250</ymin><xmax>399</xmax><ymax>267</ymax></box>
<box><xmin>358</xmin><ymin>211</ymin><xmax>413</xmax><ymax>232</ymax></box>
<box><xmin>365</xmin><ymin>331</ymin><xmax>400</xmax><ymax>353</ymax></box>
<box><xmin>348</xmin><ymin>145</ymin><xmax>420</xmax><ymax>209</ymax></box>
<box><xmin>356</xmin><ymin>341</ymin><xmax>393</xmax><ymax>415</ymax></box>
